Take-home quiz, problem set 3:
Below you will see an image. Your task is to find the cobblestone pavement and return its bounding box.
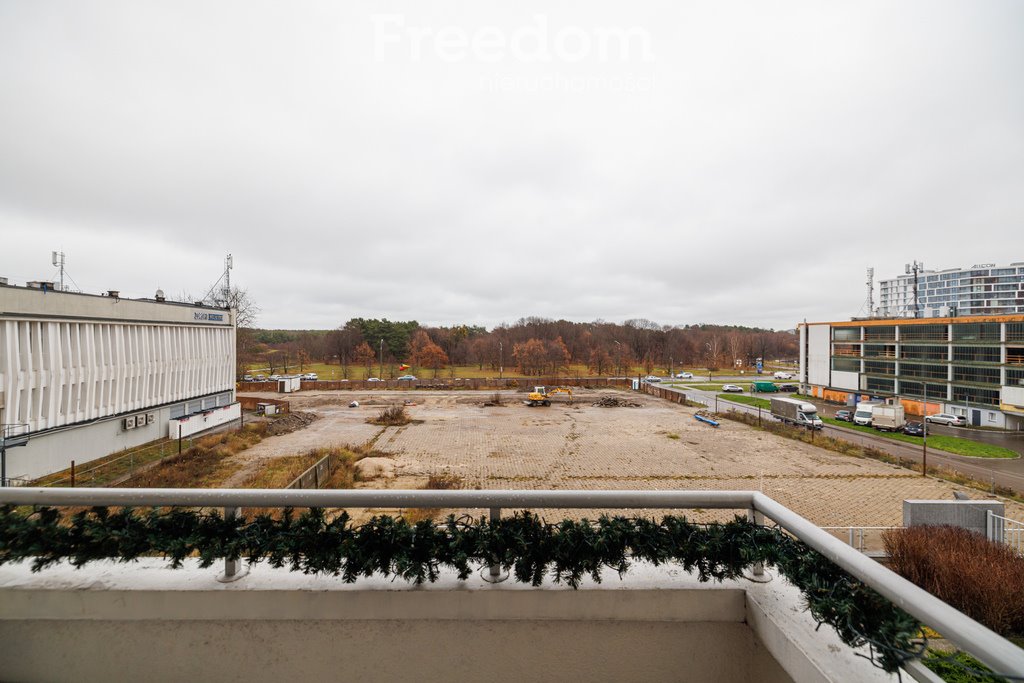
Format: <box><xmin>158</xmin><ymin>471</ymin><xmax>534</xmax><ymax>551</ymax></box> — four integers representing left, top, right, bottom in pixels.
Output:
<box><xmin>236</xmin><ymin>389</ymin><xmax>1024</xmax><ymax>528</ymax></box>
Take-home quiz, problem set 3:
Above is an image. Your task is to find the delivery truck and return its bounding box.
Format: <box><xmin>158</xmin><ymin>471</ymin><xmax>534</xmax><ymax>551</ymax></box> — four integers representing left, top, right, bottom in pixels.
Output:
<box><xmin>853</xmin><ymin>401</ymin><xmax>881</xmax><ymax>426</ymax></box>
<box><xmin>770</xmin><ymin>397</ymin><xmax>823</xmax><ymax>429</ymax></box>
<box><xmin>871</xmin><ymin>404</ymin><xmax>905</xmax><ymax>432</ymax></box>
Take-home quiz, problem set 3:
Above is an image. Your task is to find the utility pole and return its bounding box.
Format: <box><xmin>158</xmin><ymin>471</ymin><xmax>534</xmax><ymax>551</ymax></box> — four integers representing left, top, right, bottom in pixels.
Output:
<box><xmin>379</xmin><ymin>338</ymin><xmax>384</xmax><ymax>379</ymax></box>
<box><xmin>922</xmin><ymin>383</ymin><xmax>928</xmax><ymax>476</ymax></box>
<box><xmin>499</xmin><ymin>341</ymin><xmax>503</xmax><ymax>380</ymax></box>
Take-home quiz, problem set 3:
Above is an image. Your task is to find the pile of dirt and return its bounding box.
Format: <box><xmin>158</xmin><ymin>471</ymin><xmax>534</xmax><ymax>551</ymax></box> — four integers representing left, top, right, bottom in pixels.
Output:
<box><xmin>592</xmin><ymin>396</ymin><xmax>642</xmax><ymax>408</ymax></box>
<box><xmin>265</xmin><ymin>411</ymin><xmax>319</xmax><ymax>436</ymax></box>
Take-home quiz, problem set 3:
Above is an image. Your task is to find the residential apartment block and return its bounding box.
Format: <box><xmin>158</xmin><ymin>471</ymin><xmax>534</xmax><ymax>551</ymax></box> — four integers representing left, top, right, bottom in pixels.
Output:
<box><xmin>799</xmin><ymin>315</ymin><xmax>1024</xmax><ymax>429</ymax></box>
<box><xmin>877</xmin><ymin>263</ymin><xmax>1024</xmax><ymax>318</ymax></box>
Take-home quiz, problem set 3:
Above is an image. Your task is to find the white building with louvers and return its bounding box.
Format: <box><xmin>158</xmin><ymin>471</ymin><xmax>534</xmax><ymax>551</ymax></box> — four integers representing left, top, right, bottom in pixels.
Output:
<box><xmin>0</xmin><ymin>283</ymin><xmax>238</xmax><ymax>482</ymax></box>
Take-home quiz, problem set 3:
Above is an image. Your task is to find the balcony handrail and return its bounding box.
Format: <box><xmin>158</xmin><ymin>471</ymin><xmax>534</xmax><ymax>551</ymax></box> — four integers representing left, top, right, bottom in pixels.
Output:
<box><xmin>1</xmin><ymin>487</ymin><xmax>1023</xmax><ymax>676</ymax></box>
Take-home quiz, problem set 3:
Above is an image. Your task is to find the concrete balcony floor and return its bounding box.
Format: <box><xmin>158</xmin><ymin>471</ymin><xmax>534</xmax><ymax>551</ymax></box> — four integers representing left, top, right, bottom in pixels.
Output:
<box><xmin>0</xmin><ymin>560</ymin><xmax>896</xmax><ymax>682</ymax></box>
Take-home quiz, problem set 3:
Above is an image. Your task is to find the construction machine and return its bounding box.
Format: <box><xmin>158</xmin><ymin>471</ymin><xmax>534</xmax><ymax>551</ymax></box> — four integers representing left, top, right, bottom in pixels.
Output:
<box><xmin>525</xmin><ymin>386</ymin><xmax>573</xmax><ymax>407</ymax></box>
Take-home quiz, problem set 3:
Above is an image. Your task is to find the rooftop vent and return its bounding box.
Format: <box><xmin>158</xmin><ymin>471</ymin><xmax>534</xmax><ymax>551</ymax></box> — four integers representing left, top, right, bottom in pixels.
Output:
<box><xmin>106</xmin><ymin>290</ymin><xmax>120</xmax><ymax>298</ymax></box>
<box><xmin>155</xmin><ymin>289</ymin><xmax>165</xmax><ymax>302</ymax></box>
<box><xmin>0</xmin><ymin>277</ymin><xmax>8</xmax><ymax>286</ymax></box>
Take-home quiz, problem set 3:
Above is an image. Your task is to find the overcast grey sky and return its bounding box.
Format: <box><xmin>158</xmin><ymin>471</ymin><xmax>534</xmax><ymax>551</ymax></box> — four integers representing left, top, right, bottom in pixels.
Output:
<box><xmin>1</xmin><ymin>1</ymin><xmax>1022</xmax><ymax>330</ymax></box>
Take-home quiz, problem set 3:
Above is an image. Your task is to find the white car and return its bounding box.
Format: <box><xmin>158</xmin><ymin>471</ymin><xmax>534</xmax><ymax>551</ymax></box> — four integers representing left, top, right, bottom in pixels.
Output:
<box><xmin>721</xmin><ymin>384</ymin><xmax>744</xmax><ymax>393</ymax></box>
<box><xmin>302</xmin><ymin>373</ymin><xmax>318</xmax><ymax>381</ymax></box>
<box><xmin>366</xmin><ymin>377</ymin><xmax>382</xmax><ymax>382</ymax></box>
<box><xmin>773</xmin><ymin>372</ymin><xmax>793</xmax><ymax>380</ymax></box>
<box><xmin>675</xmin><ymin>372</ymin><xmax>694</xmax><ymax>379</ymax></box>
<box><xmin>643</xmin><ymin>375</ymin><xmax>662</xmax><ymax>383</ymax></box>
<box><xmin>269</xmin><ymin>374</ymin><xmax>281</xmax><ymax>381</ymax></box>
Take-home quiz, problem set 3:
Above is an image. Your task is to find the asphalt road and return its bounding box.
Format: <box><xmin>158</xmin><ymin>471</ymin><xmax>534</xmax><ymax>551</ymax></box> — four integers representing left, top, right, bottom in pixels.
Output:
<box><xmin>672</xmin><ymin>384</ymin><xmax>1024</xmax><ymax>497</ymax></box>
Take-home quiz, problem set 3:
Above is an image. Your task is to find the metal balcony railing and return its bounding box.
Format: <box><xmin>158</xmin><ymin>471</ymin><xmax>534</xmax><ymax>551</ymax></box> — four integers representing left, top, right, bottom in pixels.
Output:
<box><xmin>1</xmin><ymin>487</ymin><xmax>1023</xmax><ymax>678</ymax></box>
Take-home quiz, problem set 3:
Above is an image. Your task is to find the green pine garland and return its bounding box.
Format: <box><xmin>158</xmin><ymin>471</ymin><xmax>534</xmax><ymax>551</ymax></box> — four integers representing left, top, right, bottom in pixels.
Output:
<box><xmin>0</xmin><ymin>506</ymin><xmax>922</xmax><ymax>671</ymax></box>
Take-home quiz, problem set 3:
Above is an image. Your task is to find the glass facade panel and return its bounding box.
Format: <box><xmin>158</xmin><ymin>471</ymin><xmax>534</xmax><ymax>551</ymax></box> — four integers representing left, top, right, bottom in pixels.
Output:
<box><xmin>865</xmin><ymin>377</ymin><xmax>895</xmax><ymax>393</ymax></box>
<box><xmin>899</xmin><ymin>324</ymin><xmax>948</xmax><ymax>341</ymax></box>
<box><xmin>901</xmin><ymin>345</ymin><xmax>948</xmax><ymax>361</ymax></box>
<box><xmin>952</xmin><ymin>386</ymin><xmax>999</xmax><ymax>406</ymax></box>
<box><xmin>952</xmin><ymin>366</ymin><xmax>1001</xmax><ymax>385</ymax></box>
<box><xmin>831</xmin><ymin>358</ymin><xmax>860</xmax><ymax>373</ymax></box>
<box><xmin>952</xmin><ymin>322</ymin><xmax>1001</xmax><ymax>341</ymax></box>
<box><xmin>952</xmin><ymin>346</ymin><xmax>1000</xmax><ymax>363</ymax></box>
<box><xmin>864</xmin><ymin>326</ymin><xmax>896</xmax><ymax>341</ymax></box>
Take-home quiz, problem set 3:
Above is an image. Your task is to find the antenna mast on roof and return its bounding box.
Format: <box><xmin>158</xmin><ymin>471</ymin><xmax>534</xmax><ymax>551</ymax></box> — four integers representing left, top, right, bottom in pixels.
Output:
<box><xmin>905</xmin><ymin>260</ymin><xmax>924</xmax><ymax>318</ymax></box>
<box><xmin>51</xmin><ymin>250</ymin><xmax>66</xmax><ymax>291</ymax></box>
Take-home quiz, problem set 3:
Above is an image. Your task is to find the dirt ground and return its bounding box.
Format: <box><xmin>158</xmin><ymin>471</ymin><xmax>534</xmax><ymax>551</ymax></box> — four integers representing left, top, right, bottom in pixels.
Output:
<box><xmin>232</xmin><ymin>388</ymin><xmax>1024</xmax><ymax>531</ymax></box>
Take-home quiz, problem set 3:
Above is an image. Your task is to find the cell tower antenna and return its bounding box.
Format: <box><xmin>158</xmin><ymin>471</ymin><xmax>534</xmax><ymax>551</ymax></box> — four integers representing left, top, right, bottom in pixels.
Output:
<box><xmin>223</xmin><ymin>254</ymin><xmax>233</xmax><ymax>307</ymax></box>
<box><xmin>905</xmin><ymin>260</ymin><xmax>924</xmax><ymax>318</ymax></box>
<box><xmin>865</xmin><ymin>267</ymin><xmax>874</xmax><ymax>316</ymax></box>
<box><xmin>51</xmin><ymin>250</ymin><xmax>66</xmax><ymax>291</ymax></box>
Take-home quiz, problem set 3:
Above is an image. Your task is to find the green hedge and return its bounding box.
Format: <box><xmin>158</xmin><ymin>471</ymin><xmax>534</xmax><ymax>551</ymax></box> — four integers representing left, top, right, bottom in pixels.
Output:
<box><xmin>0</xmin><ymin>506</ymin><xmax>922</xmax><ymax>672</ymax></box>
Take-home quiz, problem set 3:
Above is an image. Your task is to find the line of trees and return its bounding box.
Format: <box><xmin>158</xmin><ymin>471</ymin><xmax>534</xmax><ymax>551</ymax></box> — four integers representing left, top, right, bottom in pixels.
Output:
<box><xmin>241</xmin><ymin>317</ymin><xmax>798</xmax><ymax>379</ymax></box>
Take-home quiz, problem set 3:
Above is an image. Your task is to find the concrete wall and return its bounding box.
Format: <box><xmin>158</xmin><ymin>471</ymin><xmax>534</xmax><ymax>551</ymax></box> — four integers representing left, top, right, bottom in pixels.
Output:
<box><xmin>168</xmin><ymin>402</ymin><xmax>240</xmax><ymax>439</ymax></box>
<box><xmin>807</xmin><ymin>324</ymin><xmax>832</xmax><ymax>387</ymax></box>
<box><xmin>0</xmin><ymin>560</ymin><xmax>900</xmax><ymax>683</ymax></box>
<box><xmin>831</xmin><ymin>370</ymin><xmax>859</xmax><ymax>391</ymax></box>
<box><xmin>904</xmin><ymin>499</ymin><xmax>1005</xmax><ymax>537</ymax></box>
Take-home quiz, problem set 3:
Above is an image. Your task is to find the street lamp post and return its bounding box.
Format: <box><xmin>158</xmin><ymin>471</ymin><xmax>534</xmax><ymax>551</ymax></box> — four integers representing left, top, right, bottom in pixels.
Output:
<box><xmin>499</xmin><ymin>341</ymin><xmax>503</xmax><ymax>380</ymax></box>
<box><xmin>379</xmin><ymin>339</ymin><xmax>384</xmax><ymax>380</ymax></box>
<box><xmin>614</xmin><ymin>340</ymin><xmax>621</xmax><ymax>375</ymax></box>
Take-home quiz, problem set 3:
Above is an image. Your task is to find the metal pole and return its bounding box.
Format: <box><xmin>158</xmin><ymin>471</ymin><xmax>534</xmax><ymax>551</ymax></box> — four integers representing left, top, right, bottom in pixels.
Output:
<box><xmin>747</xmin><ymin>507</ymin><xmax>765</xmax><ymax>577</ymax></box>
<box><xmin>379</xmin><ymin>338</ymin><xmax>384</xmax><ymax>380</ymax></box>
<box><xmin>178</xmin><ymin>424</ymin><xmax>183</xmax><ymax>455</ymax></box>
<box><xmin>219</xmin><ymin>506</ymin><xmax>245</xmax><ymax>582</ymax></box>
<box><xmin>1</xmin><ymin>444</ymin><xmax>6</xmax><ymax>488</ymax></box>
<box><xmin>922</xmin><ymin>384</ymin><xmax>928</xmax><ymax>476</ymax></box>
<box><xmin>71</xmin><ymin>460</ymin><xmax>75</xmax><ymax>488</ymax></box>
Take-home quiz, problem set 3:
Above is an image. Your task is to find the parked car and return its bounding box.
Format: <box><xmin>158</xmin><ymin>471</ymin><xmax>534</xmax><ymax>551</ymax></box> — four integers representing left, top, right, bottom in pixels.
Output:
<box><xmin>644</xmin><ymin>376</ymin><xmax>662</xmax><ymax>383</ymax></box>
<box><xmin>834</xmin><ymin>409</ymin><xmax>853</xmax><ymax>422</ymax></box>
<box><xmin>301</xmin><ymin>373</ymin><xmax>318</xmax><ymax>381</ymax></box>
<box><xmin>773</xmin><ymin>372</ymin><xmax>794</xmax><ymax>380</ymax></box>
<box><xmin>776</xmin><ymin>383</ymin><xmax>798</xmax><ymax>392</ymax></box>
<box><xmin>675</xmin><ymin>372</ymin><xmax>694</xmax><ymax>379</ymax></box>
<box><xmin>254</xmin><ymin>374</ymin><xmax>267</xmax><ymax>381</ymax></box>
<box><xmin>397</xmin><ymin>375</ymin><xmax>417</xmax><ymax>381</ymax></box>
<box><xmin>721</xmin><ymin>384</ymin><xmax>743</xmax><ymax>393</ymax></box>
<box><xmin>269</xmin><ymin>374</ymin><xmax>281</xmax><ymax>381</ymax></box>
<box><xmin>366</xmin><ymin>377</ymin><xmax>382</xmax><ymax>382</ymax></box>
<box><xmin>903</xmin><ymin>421</ymin><xmax>927</xmax><ymax>436</ymax></box>
<box><xmin>242</xmin><ymin>374</ymin><xmax>253</xmax><ymax>382</ymax></box>
<box><xmin>925</xmin><ymin>413</ymin><xmax>967</xmax><ymax>427</ymax></box>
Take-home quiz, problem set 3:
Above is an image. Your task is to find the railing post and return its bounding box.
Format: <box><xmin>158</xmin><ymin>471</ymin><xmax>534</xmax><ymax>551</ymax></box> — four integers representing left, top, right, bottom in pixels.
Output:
<box><xmin>986</xmin><ymin>510</ymin><xmax>993</xmax><ymax>542</ymax></box>
<box><xmin>483</xmin><ymin>506</ymin><xmax>508</xmax><ymax>583</ymax></box>
<box><xmin>849</xmin><ymin>528</ymin><xmax>855</xmax><ymax>547</ymax></box>
<box><xmin>747</xmin><ymin>507</ymin><xmax>765</xmax><ymax>578</ymax></box>
<box><xmin>217</xmin><ymin>506</ymin><xmax>248</xmax><ymax>583</ymax></box>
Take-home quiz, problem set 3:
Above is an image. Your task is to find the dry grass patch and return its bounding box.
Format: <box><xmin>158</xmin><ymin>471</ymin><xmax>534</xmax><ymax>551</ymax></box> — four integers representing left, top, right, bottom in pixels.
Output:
<box><xmin>117</xmin><ymin>424</ymin><xmax>267</xmax><ymax>488</ymax></box>
<box><xmin>367</xmin><ymin>405</ymin><xmax>413</xmax><ymax>426</ymax></box>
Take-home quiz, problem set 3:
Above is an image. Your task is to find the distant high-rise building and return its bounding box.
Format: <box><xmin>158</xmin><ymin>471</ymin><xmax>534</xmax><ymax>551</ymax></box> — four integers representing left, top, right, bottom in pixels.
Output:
<box><xmin>877</xmin><ymin>263</ymin><xmax>1024</xmax><ymax>318</ymax></box>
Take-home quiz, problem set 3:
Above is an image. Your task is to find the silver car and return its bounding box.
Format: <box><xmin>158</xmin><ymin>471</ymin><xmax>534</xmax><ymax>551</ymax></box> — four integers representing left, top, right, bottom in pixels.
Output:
<box><xmin>925</xmin><ymin>413</ymin><xmax>967</xmax><ymax>427</ymax></box>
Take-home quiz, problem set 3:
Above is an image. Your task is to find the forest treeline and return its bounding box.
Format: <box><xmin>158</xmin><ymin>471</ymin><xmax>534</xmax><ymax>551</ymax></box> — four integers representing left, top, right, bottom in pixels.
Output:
<box><xmin>243</xmin><ymin>317</ymin><xmax>798</xmax><ymax>377</ymax></box>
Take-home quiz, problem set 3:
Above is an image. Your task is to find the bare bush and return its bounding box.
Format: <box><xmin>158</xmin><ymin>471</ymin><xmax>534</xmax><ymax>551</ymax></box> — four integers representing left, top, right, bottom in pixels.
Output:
<box><xmin>367</xmin><ymin>405</ymin><xmax>412</xmax><ymax>426</ymax></box>
<box><xmin>883</xmin><ymin>525</ymin><xmax>1024</xmax><ymax>635</ymax></box>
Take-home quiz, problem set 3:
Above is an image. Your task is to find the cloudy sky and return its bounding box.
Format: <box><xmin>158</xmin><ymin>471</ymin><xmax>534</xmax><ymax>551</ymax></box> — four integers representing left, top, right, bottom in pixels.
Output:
<box><xmin>1</xmin><ymin>1</ymin><xmax>1022</xmax><ymax>330</ymax></box>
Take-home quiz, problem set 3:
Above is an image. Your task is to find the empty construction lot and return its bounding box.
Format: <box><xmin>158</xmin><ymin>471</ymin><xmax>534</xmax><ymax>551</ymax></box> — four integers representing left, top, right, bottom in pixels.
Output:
<box><xmin>233</xmin><ymin>388</ymin><xmax>1023</xmax><ymax>527</ymax></box>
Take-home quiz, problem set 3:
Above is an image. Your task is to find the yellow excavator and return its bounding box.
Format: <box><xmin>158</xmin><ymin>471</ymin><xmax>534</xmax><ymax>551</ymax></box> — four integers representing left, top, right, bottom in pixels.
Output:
<box><xmin>525</xmin><ymin>386</ymin><xmax>573</xmax><ymax>407</ymax></box>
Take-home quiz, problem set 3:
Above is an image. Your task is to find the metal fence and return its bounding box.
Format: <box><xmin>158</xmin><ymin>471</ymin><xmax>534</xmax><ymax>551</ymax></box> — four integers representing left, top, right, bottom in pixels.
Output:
<box><xmin>287</xmin><ymin>453</ymin><xmax>333</xmax><ymax>490</ymax></box>
<box><xmin>23</xmin><ymin>438</ymin><xmax>196</xmax><ymax>488</ymax></box>
<box><xmin>1</xmin><ymin>486</ymin><xmax>1022</xmax><ymax>679</ymax></box>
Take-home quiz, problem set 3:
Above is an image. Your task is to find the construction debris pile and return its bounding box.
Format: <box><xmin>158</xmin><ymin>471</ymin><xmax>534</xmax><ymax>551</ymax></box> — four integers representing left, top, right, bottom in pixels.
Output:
<box><xmin>265</xmin><ymin>411</ymin><xmax>318</xmax><ymax>435</ymax></box>
<box><xmin>592</xmin><ymin>396</ymin><xmax>642</xmax><ymax>408</ymax></box>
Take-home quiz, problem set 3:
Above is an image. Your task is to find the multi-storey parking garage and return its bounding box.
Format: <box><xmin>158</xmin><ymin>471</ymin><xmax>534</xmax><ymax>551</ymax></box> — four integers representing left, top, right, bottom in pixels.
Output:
<box><xmin>0</xmin><ymin>283</ymin><xmax>237</xmax><ymax>483</ymax></box>
<box><xmin>799</xmin><ymin>315</ymin><xmax>1024</xmax><ymax>429</ymax></box>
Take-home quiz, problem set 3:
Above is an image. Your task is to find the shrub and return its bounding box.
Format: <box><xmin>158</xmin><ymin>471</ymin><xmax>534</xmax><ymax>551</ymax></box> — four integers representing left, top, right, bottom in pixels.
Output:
<box><xmin>883</xmin><ymin>525</ymin><xmax>1024</xmax><ymax>635</ymax></box>
<box><xmin>367</xmin><ymin>405</ymin><xmax>412</xmax><ymax>426</ymax></box>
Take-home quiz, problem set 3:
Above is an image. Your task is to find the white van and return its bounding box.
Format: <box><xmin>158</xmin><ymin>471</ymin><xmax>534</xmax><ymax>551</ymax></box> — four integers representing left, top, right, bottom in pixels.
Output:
<box><xmin>773</xmin><ymin>372</ymin><xmax>793</xmax><ymax>380</ymax></box>
<box><xmin>853</xmin><ymin>401</ymin><xmax>879</xmax><ymax>426</ymax></box>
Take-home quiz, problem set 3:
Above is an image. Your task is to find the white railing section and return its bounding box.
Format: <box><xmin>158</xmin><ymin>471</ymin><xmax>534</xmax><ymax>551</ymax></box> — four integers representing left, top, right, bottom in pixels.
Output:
<box><xmin>987</xmin><ymin>510</ymin><xmax>1024</xmax><ymax>554</ymax></box>
<box><xmin>820</xmin><ymin>526</ymin><xmax>902</xmax><ymax>553</ymax></box>
<box><xmin>1</xmin><ymin>487</ymin><xmax>1023</xmax><ymax>678</ymax></box>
